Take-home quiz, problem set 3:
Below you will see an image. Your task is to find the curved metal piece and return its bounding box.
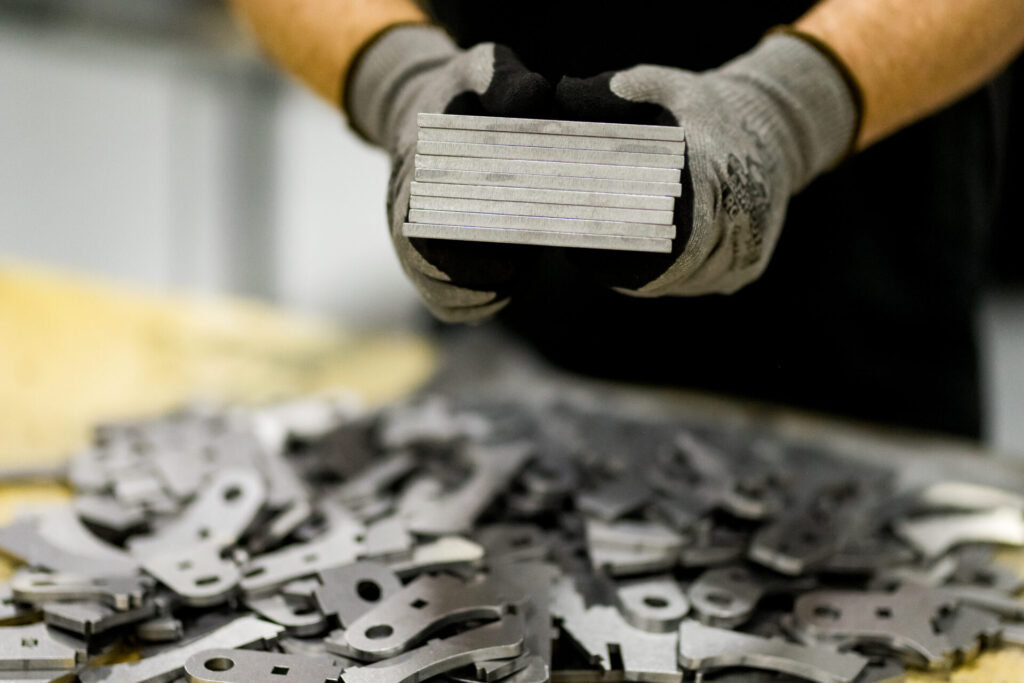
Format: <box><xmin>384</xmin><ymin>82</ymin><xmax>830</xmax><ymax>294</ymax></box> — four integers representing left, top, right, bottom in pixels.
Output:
<box><xmin>791</xmin><ymin>587</ymin><xmax>962</xmax><ymax>670</ymax></box>
<box><xmin>129</xmin><ymin>468</ymin><xmax>266</xmax><ymax>556</ymax></box>
<box><xmin>678</xmin><ymin>619</ymin><xmax>866</xmax><ymax>683</ymax></box>
<box><xmin>79</xmin><ymin>616</ymin><xmax>283</xmax><ymax>683</ymax></box>
<box><xmin>341</xmin><ymin>574</ymin><xmax>523</xmax><ymax>661</ymax></box>
<box><xmin>245</xmin><ymin>593</ymin><xmax>329</xmax><ymax>637</ymax></box>
<box><xmin>343</xmin><ymin>618</ymin><xmax>524</xmax><ymax>683</ymax></box>
<box><xmin>894</xmin><ymin>507</ymin><xmax>1024</xmax><ymax>559</ymax></box>
<box><xmin>184</xmin><ymin>648</ymin><xmax>345</xmax><ymax>682</ymax></box>
<box><xmin>142</xmin><ymin>550</ymin><xmax>240</xmax><ymax>607</ymax></box>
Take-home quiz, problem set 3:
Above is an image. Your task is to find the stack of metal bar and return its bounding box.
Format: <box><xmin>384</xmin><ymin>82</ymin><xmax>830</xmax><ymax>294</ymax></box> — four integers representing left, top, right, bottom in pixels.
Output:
<box><xmin>403</xmin><ymin>113</ymin><xmax>685</xmax><ymax>254</ymax></box>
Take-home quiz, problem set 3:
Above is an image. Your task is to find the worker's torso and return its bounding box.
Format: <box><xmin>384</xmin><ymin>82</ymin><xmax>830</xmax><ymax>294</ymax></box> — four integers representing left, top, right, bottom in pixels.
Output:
<box><xmin>424</xmin><ymin>1</ymin><xmax>1010</xmax><ymax>438</ymax></box>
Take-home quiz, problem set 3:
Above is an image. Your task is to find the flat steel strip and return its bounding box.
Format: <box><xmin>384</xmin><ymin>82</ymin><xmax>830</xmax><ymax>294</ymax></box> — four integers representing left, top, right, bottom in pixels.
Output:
<box><xmin>407</xmin><ymin>209</ymin><xmax>675</xmax><ymax>239</ymax></box>
<box><xmin>403</xmin><ymin>223</ymin><xmax>672</xmax><ymax>253</ymax></box>
<box><xmin>411</xmin><ymin>182</ymin><xmax>675</xmax><ymax>210</ymax></box>
<box><xmin>409</xmin><ymin>196</ymin><xmax>674</xmax><ymax>225</ymax></box>
<box><xmin>413</xmin><ymin>168</ymin><xmax>683</xmax><ymax>197</ymax></box>
<box><xmin>418</xmin><ymin>113</ymin><xmax>685</xmax><ymax>142</ymax></box>
<box><xmin>415</xmin><ymin>155</ymin><xmax>680</xmax><ymax>183</ymax></box>
<box><xmin>418</xmin><ymin>127</ymin><xmax>686</xmax><ymax>156</ymax></box>
<box><xmin>417</xmin><ymin>140</ymin><xmax>684</xmax><ymax>169</ymax></box>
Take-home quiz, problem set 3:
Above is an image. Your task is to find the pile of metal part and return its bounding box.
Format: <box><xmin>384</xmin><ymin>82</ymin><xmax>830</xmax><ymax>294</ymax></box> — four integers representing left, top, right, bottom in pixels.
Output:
<box><xmin>403</xmin><ymin>114</ymin><xmax>683</xmax><ymax>253</ymax></box>
<box><xmin>1</xmin><ymin>391</ymin><xmax>1024</xmax><ymax>683</ymax></box>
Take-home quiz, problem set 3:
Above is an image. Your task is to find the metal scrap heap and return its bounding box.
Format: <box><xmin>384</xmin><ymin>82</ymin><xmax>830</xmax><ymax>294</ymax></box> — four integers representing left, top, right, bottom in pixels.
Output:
<box><xmin>1</xmin><ymin>392</ymin><xmax>1023</xmax><ymax>682</ymax></box>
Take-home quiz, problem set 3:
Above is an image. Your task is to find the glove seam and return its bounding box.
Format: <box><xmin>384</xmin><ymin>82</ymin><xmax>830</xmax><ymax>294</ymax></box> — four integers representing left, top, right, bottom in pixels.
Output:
<box><xmin>341</xmin><ymin>20</ymin><xmax>436</xmax><ymax>143</ymax></box>
<box><xmin>767</xmin><ymin>25</ymin><xmax>864</xmax><ymax>164</ymax></box>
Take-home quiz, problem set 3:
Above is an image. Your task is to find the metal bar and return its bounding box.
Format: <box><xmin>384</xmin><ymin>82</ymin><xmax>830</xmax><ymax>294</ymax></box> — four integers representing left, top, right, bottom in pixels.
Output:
<box><xmin>418</xmin><ymin>113</ymin><xmax>686</xmax><ymax>142</ymax></box>
<box><xmin>418</xmin><ymin>127</ymin><xmax>686</xmax><ymax>156</ymax></box>
<box><xmin>403</xmin><ymin>223</ymin><xmax>672</xmax><ymax>253</ymax></box>
<box><xmin>411</xmin><ymin>182</ymin><xmax>675</xmax><ymax>211</ymax></box>
<box><xmin>409</xmin><ymin>196</ymin><xmax>674</xmax><ymax>225</ymax></box>
<box><xmin>407</xmin><ymin>209</ymin><xmax>675</xmax><ymax>239</ymax></box>
<box><xmin>417</xmin><ymin>141</ymin><xmax>684</xmax><ymax>170</ymax></box>
<box><xmin>415</xmin><ymin>155</ymin><xmax>680</xmax><ymax>183</ymax></box>
<box><xmin>413</xmin><ymin>168</ymin><xmax>683</xmax><ymax>197</ymax></box>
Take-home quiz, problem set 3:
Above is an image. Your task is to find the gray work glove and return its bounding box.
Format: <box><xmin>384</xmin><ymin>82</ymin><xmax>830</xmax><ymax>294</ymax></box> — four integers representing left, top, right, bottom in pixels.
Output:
<box><xmin>554</xmin><ymin>33</ymin><xmax>860</xmax><ymax>295</ymax></box>
<box><xmin>347</xmin><ymin>26</ymin><xmax>552</xmax><ymax>323</ymax></box>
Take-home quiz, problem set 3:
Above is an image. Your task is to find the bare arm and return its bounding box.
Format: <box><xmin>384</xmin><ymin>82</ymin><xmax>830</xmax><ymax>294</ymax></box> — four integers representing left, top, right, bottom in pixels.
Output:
<box><xmin>797</xmin><ymin>0</ymin><xmax>1024</xmax><ymax>148</ymax></box>
<box><xmin>227</xmin><ymin>0</ymin><xmax>427</xmax><ymax>105</ymax></box>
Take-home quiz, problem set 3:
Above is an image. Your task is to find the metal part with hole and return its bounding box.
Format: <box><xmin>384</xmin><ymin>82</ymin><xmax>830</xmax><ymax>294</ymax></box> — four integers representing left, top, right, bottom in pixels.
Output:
<box><xmin>678</xmin><ymin>619</ymin><xmax>867</xmax><ymax>683</ymax></box>
<box><xmin>240</xmin><ymin>509</ymin><xmax>366</xmax><ymax>597</ymax></box>
<box><xmin>129</xmin><ymin>468</ymin><xmax>266</xmax><ymax>556</ymax></box>
<box><xmin>314</xmin><ymin>561</ymin><xmax>403</xmax><ymax>629</ymax></box>
<box><xmin>340</xmin><ymin>573</ymin><xmax>524</xmax><ymax>661</ymax></box>
<box><xmin>183</xmin><ymin>648</ymin><xmax>346</xmax><ymax>682</ymax></box>
<box><xmin>614</xmin><ymin>577</ymin><xmax>690</xmax><ymax>633</ymax></box>
<box><xmin>687</xmin><ymin>566</ymin><xmax>812</xmax><ymax>629</ymax></box>
<box><xmin>10</xmin><ymin>571</ymin><xmax>152</xmax><ymax>611</ymax></box>
<box><xmin>342</xmin><ymin>617</ymin><xmax>523</xmax><ymax>683</ymax></box>
<box><xmin>78</xmin><ymin>615</ymin><xmax>283</xmax><ymax>683</ymax></box>
<box><xmin>142</xmin><ymin>550</ymin><xmax>241</xmax><ymax>607</ymax></box>
<box><xmin>791</xmin><ymin>586</ymin><xmax>965</xmax><ymax>670</ymax></box>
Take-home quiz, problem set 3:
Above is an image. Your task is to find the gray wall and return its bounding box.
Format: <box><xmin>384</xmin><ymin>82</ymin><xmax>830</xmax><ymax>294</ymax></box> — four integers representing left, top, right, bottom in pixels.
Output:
<box><xmin>0</xmin><ymin>15</ymin><xmax>418</xmax><ymax>325</ymax></box>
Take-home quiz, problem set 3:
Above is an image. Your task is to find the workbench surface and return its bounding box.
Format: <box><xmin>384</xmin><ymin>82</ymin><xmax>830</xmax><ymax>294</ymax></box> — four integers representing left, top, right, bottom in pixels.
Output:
<box><xmin>1</xmin><ymin>262</ymin><xmax>1022</xmax><ymax>682</ymax></box>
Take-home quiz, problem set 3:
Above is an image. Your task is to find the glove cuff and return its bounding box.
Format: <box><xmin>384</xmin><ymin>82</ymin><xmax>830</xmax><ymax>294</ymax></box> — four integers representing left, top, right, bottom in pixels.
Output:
<box><xmin>720</xmin><ymin>33</ymin><xmax>860</xmax><ymax>189</ymax></box>
<box><xmin>346</xmin><ymin>25</ymin><xmax>458</xmax><ymax>146</ymax></box>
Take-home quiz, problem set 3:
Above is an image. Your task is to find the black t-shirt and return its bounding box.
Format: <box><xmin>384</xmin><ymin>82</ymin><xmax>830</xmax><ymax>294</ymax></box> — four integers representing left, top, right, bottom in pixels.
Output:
<box><xmin>424</xmin><ymin>1</ymin><xmax>1013</xmax><ymax>438</ymax></box>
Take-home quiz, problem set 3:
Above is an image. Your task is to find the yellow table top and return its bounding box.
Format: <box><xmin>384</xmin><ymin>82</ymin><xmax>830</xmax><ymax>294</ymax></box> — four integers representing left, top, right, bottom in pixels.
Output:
<box><xmin>0</xmin><ymin>262</ymin><xmax>1021</xmax><ymax>682</ymax></box>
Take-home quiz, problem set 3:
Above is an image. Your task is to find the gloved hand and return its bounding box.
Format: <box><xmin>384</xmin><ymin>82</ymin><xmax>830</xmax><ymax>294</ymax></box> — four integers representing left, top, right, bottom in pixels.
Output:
<box><xmin>554</xmin><ymin>32</ymin><xmax>861</xmax><ymax>295</ymax></box>
<box><xmin>346</xmin><ymin>26</ymin><xmax>551</xmax><ymax>322</ymax></box>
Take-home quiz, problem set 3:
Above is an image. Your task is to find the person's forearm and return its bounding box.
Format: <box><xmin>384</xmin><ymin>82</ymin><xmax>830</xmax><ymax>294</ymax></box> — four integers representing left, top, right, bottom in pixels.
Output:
<box><xmin>228</xmin><ymin>0</ymin><xmax>428</xmax><ymax>105</ymax></box>
<box><xmin>796</xmin><ymin>0</ymin><xmax>1024</xmax><ymax>148</ymax></box>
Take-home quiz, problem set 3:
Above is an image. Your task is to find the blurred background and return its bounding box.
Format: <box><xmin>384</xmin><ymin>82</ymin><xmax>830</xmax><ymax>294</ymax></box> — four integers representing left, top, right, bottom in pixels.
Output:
<box><xmin>1</xmin><ymin>0</ymin><xmax>1021</xmax><ymax>450</ymax></box>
